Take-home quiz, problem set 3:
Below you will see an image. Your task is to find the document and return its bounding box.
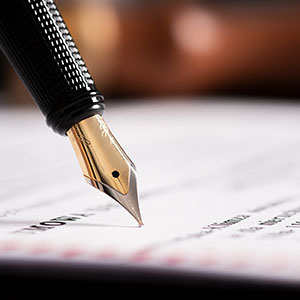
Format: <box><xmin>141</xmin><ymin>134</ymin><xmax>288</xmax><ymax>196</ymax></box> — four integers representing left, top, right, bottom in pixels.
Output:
<box><xmin>1</xmin><ymin>99</ymin><xmax>300</xmax><ymax>284</ymax></box>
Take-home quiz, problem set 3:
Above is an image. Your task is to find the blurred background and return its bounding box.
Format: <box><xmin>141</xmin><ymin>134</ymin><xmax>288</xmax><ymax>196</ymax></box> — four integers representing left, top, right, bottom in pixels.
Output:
<box><xmin>0</xmin><ymin>0</ymin><xmax>300</xmax><ymax>105</ymax></box>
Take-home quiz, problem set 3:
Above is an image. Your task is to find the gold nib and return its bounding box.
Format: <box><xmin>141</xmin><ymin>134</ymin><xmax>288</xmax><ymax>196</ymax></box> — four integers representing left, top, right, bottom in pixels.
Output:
<box><xmin>67</xmin><ymin>114</ymin><xmax>143</xmax><ymax>226</ymax></box>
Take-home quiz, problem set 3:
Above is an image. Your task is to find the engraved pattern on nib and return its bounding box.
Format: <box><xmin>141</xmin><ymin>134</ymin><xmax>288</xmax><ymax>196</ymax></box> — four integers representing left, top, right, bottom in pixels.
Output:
<box><xmin>67</xmin><ymin>115</ymin><xmax>143</xmax><ymax>225</ymax></box>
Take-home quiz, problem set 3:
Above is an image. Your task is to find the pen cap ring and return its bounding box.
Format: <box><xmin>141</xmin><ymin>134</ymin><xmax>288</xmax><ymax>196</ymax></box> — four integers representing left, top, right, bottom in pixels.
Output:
<box><xmin>46</xmin><ymin>91</ymin><xmax>105</xmax><ymax>135</ymax></box>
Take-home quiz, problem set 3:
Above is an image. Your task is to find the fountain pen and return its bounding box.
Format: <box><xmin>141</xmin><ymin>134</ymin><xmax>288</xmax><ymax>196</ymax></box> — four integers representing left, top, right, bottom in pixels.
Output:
<box><xmin>0</xmin><ymin>0</ymin><xmax>142</xmax><ymax>225</ymax></box>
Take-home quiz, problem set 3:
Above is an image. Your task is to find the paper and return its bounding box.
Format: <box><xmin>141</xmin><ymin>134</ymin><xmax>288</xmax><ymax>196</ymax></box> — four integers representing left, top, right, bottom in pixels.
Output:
<box><xmin>1</xmin><ymin>99</ymin><xmax>300</xmax><ymax>283</ymax></box>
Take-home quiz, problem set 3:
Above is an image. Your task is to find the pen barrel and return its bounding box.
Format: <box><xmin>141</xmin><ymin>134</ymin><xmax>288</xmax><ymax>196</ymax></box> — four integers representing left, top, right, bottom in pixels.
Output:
<box><xmin>0</xmin><ymin>0</ymin><xmax>105</xmax><ymax>135</ymax></box>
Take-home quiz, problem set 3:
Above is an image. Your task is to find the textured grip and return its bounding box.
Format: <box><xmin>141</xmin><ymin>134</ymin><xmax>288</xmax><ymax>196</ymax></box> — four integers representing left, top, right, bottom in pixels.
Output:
<box><xmin>0</xmin><ymin>0</ymin><xmax>104</xmax><ymax>135</ymax></box>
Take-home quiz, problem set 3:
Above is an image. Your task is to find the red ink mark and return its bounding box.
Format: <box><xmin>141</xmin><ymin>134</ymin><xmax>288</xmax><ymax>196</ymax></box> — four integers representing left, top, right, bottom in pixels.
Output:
<box><xmin>267</xmin><ymin>256</ymin><xmax>288</xmax><ymax>271</ymax></box>
<box><xmin>61</xmin><ymin>248</ymin><xmax>83</xmax><ymax>258</ymax></box>
<box><xmin>164</xmin><ymin>254</ymin><xmax>184</xmax><ymax>265</ymax></box>
<box><xmin>130</xmin><ymin>251</ymin><xmax>150</xmax><ymax>262</ymax></box>
<box><xmin>0</xmin><ymin>241</ymin><xmax>19</xmax><ymax>252</ymax></box>
<box><xmin>198</xmin><ymin>254</ymin><xmax>217</xmax><ymax>267</ymax></box>
<box><xmin>95</xmin><ymin>249</ymin><xmax>116</xmax><ymax>260</ymax></box>
<box><xmin>230</xmin><ymin>257</ymin><xmax>249</xmax><ymax>270</ymax></box>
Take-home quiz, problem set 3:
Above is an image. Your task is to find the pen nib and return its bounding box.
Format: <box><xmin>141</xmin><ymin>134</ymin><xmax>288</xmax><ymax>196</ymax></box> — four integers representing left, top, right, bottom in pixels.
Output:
<box><xmin>67</xmin><ymin>114</ymin><xmax>143</xmax><ymax>226</ymax></box>
<box><xmin>87</xmin><ymin>166</ymin><xmax>143</xmax><ymax>226</ymax></box>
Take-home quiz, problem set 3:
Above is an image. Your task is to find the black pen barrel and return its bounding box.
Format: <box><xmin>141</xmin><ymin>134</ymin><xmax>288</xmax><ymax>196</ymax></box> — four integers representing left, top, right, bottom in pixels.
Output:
<box><xmin>0</xmin><ymin>0</ymin><xmax>105</xmax><ymax>135</ymax></box>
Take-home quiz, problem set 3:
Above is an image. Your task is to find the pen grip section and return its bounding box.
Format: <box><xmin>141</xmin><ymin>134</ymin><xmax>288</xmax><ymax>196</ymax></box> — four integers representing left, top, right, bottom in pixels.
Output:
<box><xmin>0</xmin><ymin>0</ymin><xmax>104</xmax><ymax>135</ymax></box>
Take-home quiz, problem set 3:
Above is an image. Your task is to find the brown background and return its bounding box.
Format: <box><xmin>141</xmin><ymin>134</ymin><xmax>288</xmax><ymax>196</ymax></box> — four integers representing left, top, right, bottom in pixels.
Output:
<box><xmin>1</xmin><ymin>0</ymin><xmax>299</xmax><ymax>105</ymax></box>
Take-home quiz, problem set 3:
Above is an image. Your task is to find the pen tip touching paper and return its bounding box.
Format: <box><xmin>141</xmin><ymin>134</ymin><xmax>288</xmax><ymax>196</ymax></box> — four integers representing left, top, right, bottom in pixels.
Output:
<box><xmin>67</xmin><ymin>114</ymin><xmax>143</xmax><ymax>226</ymax></box>
<box><xmin>75</xmin><ymin>162</ymin><xmax>143</xmax><ymax>226</ymax></box>
<box><xmin>85</xmin><ymin>165</ymin><xmax>143</xmax><ymax>226</ymax></box>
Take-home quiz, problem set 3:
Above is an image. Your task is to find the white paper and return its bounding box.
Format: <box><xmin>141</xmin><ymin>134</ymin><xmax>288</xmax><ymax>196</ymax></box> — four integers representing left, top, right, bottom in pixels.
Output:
<box><xmin>1</xmin><ymin>99</ymin><xmax>300</xmax><ymax>283</ymax></box>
